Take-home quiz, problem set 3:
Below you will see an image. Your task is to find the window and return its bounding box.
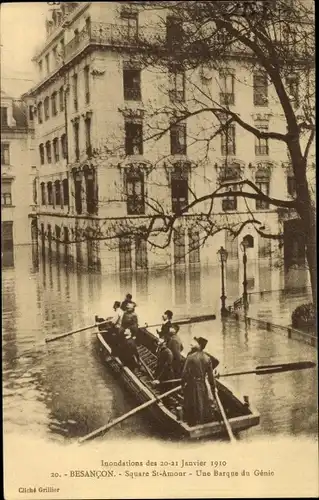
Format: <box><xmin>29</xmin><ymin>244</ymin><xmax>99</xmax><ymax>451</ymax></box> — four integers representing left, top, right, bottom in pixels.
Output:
<box><xmin>259</xmin><ymin>234</ymin><xmax>271</xmax><ymax>258</ymax></box>
<box><xmin>1</xmin><ymin>181</ymin><xmax>12</xmax><ymax>206</ymax></box>
<box><xmin>222</xmin><ymin>189</ymin><xmax>237</xmax><ymax>211</ymax></box>
<box><xmin>168</xmin><ymin>69</ymin><xmax>185</xmax><ymax>102</ymax></box>
<box><xmin>167</xmin><ymin>16</ymin><xmax>183</xmax><ymax>49</ymax></box>
<box><xmin>253</xmin><ymin>73</ymin><xmax>268</xmax><ymax>106</ymax></box>
<box><xmin>125</xmin><ymin>121</ymin><xmax>143</xmax><ymax>155</ymax></box>
<box><xmin>287</xmin><ymin>172</ymin><xmax>296</xmax><ymax>196</ymax></box>
<box><xmin>173</xmin><ymin>227</ymin><xmax>186</xmax><ymax>265</ymax></box>
<box><xmin>85</xmin><ymin>117</ymin><xmax>92</xmax><ymax>157</ymax></box>
<box><xmin>286</xmin><ymin>75</ymin><xmax>299</xmax><ymax>108</ymax></box>
<box><xmin>60</xmin><ymin>38</ymin><xmax>65</xmax><ymax>58</ymax></box>
<box><xmin>84</xmin><ymin>169</ymin><xmax>96</xmax><ymax>215</ymax></box>
<box><xmin>123</xmin><ymin>69</ymin><xmax>141</xmax><ymax>101</ymax></box>
<box><xmin>51</xmin><ymin>92</ymin><xmax>57</xmax><ymax>116</ymax></box>
<box><xmin>171</xmin><ymin>164</ymin><xmax>189</xmax><ymax>214</ymax></box>
<box><xmin>37</xmin><ymin>102</ymin><xmax>43</xmax><ymax>124</ymax></box>
<box><xmin>73</xmin><ymin>121</ymin><xmax>80</xmax><ymax>160</ymax></box>
<box><xmin>256</xmin><ymin>168</ymin><xmax>270</xmax><ymax>209</ymax></box>
<box><xmin>1</xmin><ymin>143</ymin><xmax>10</xmax><ymax>164</ymax></box>
<box><xmin>125</xmin><ymin>169</ymin><xmax>145</xmax><ymax>215</ymax></box>
<box><xmin>119</xmin><ymin>237</ymin><xmax>132</xmax><ymax>271</ymax></box>
<box><xmin>53</xmin><ymin>137</ymin><xmax>59</xmax><ymax>162</ymax></box>
<box><xmin>225</xmin><ymin>230</ymin><xmax>239</xmax><ymax>259</ymax></box>
<box><xmin>188</xmin><ymin>229</ymin><xmax>200</xmax><ymax>265</ymax></box>
<box><xmin>62</xmin><ymin>178</ymin><xmax>69</xmax><ymax>206</ymax></box>
<box><xmin>44</xmin><ymin>97</ymin><xmax>50</xmax><ymax>120</ymax></box>
<box><xmin>121</xmin><ymin>11</ymin><xmax>138</xmax><ymax>41</ymax></box>
<box><xmin>219</xmin><ymin>72</ymin><xmax>235</xmax><ymax>105</ymax></box>
<box><xmin>72</xmin><ymin>74</ymin><xmax>78</xmax><ymax>111</ymax></box>
<box><xmin>135</xmin><ymin>236</ymin><xmax>147</xmax><ymax>269</ymax></box>
<box><xmin>59</xmin><ymin>87</ymin><xmax>64</xmax><ymax>111</ymax></box>
<box><xmin>61</xmin><ymin>133</ymin><xmax>68</xmax><ymax>159</ymax></box>
<box><xmin>45</xmin><ymin>53</ymin><xmax>50</xmax><ymax>74</ymax></box>
<box><xmin>41</xmin><ymin>182</ymin><xmax>46</xmax><ymax>205</ymax></box>
<box><xmin>170</xmin><ymin>122</ymin><xmax>187</xmax><ymax>155</ymax></box>
<box><xmin>84</xmin><ymin>66</ymin><xmax>90</xmax><ymax>104</ymax></box>
<box><xmin>39</xmin><ymin>143</ymin><xmax>45</xmax><ymax>165</ymax></box>
<box><xmin>29</xmin><ymin>106</ymin><xmax>34</xmax><ymax>121</ymax></box>
<box><xmin>1</xmin><ymin>107</ymin><xmax>8</xmax><ymax>126</ymax></box>
<box><xmin>52</xmin><ymin>46</ymin><xmax>57</xmax><ymax>67</ymax></box>
<box><xmin>45</xmin><ymin>141</ymin><xmax>52</xmax><ymax>163</ymax></box>
<box><xmin>221</xmin><ymin>124</ymin><xmax>236</xmax><ymax>155</ymax></box>
<box><xmin>33</xmin><ymin>179</ymin><xmax>37</xmax><ymax>204</ymax></box>
<box><xmin>38</xmin><ymin>60</ymin><xmax>43</xmax><ymax>76</ymax></box>
<box><xmin>73</xmin><ymin>171</ymin><xmax>82</xmax><ymax>214</ymax></box>
<box><xmin>255</xmin><ymin>125</ymin><xmax>269</xmax><ymax>155</ymax></box>
<box><xmin>47</xmin><ymin>182</ymin><xmax>53</xmax><ymax>205</ymax></box>
<box><xmin>55</xmin><ymin>180</ymin><xmax>61</xmax><ymax>206</ymax></box>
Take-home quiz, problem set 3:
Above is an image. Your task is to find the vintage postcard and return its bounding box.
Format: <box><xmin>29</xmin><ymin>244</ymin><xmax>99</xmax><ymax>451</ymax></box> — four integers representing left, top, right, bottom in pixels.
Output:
<box><xmin>1</xmin><ymin>1</ymin><xmax>317</xmax><ymax>499</ymax></box>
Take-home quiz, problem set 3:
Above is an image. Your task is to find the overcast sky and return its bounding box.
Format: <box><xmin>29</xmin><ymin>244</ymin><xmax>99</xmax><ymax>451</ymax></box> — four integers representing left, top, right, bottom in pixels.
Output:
<box><xmin>1</xmin><ymin>2</ymin><xmax>48</xmax><ymax>79</ymax></box>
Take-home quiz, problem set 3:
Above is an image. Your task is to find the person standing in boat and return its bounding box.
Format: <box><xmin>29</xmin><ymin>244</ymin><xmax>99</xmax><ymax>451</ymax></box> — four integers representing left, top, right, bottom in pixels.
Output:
<box><xmin>120</xmin><ymin>293</ymin><xmax>134</xmax><ymax>312</ymax></box>
<box><xmin>111</xmin><ymin>301</ymin><xmax>123</xmax><ymax>331</ymax></box>
<box><xmin>181</xmin><ymin>337</ymin><xmax>218</xmax><ymax>426</ymax></box>
<box><xmin>157</xmin><ymin>310</ymin><xmax>173</xmax><ymax>341</ymax></box>
<box><xmin>121</xmin><ymin>302</ymin><xmax>139</xmax><ymax>337</ymax></box>
<box><xmin>166</xmin><ymin>325</ymin><xmax>184</xmax><ymax>378</ymax></box>
<box><xmin>120</xmin><ymin>329</ymin><xmax>141</xmax><ymax>372</ymax></box>
<box><xmin>153</xmin><ymin>338</ymin><xmax>174</xmax><ymax>385</ymax></box>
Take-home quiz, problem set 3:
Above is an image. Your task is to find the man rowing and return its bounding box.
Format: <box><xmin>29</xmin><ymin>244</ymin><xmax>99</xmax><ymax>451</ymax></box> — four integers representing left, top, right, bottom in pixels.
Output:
<box><xmin>181</xmin><ymin>336</ymin><xmax>219</xmax><ymax>426</ymax></box>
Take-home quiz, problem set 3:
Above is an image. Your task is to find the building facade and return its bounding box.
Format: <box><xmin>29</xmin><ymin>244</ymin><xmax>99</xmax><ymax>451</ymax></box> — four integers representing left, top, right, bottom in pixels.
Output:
<box><xmin>26</xmin><ymin>1</ymin><xmax>314</xmax><ymax>275</ymax></box>
<box><xmin>1</xmin><ymin>89</ymin><xmax>37</xmax><ymax>264</ymax></box>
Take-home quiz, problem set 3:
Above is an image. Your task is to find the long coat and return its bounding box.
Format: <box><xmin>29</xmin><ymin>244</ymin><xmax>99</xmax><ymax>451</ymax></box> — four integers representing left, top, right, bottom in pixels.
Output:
<box><xmin>181</xmin><ymin>350</ymin><xmax>216</xmax><ymax>426</ymax></box>
<box><xmin>167</xmin><ymin>334</ymin><xmax>184</xmax><ymax>377</ymax></box>
<box><xmin>154</xmin><ymin>345</ymin><xmax>174</xmax><ymax>382</ymax></box>
<box><xmin>120</xmin><ymin>338</ymin><xmax>140</xmax><ymax>372</ymax></box>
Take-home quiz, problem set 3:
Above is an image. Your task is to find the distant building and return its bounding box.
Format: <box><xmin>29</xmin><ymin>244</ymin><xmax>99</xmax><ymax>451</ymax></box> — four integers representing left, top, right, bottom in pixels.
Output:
<box><xmin>24</xmin><ymin>1</ymin><xmax>314</xmax><ymax>276</ymax></box>
<box><xmin>1</xmin><ymin>88</ymin><xmax>36</xmax><ymax>261</ymax></box>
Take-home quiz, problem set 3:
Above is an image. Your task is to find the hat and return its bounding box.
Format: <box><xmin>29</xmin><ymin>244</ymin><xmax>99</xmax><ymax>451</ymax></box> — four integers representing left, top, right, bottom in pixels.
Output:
<box><xmin>194</xmin><ymin>336</ymin><xmax>208</xmax><ymax>350</ymax></box>
<box><xmin>164</xmin><ymin>309</ymin><xmax>173</xmax><ymax>320</ymax></box>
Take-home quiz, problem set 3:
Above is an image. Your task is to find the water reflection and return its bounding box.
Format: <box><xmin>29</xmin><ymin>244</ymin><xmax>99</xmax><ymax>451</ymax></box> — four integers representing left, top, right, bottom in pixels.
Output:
<box><xmin>2</xmin><ymin>246</ymin><xmax>317</xmax><ymax>445</ymax></box>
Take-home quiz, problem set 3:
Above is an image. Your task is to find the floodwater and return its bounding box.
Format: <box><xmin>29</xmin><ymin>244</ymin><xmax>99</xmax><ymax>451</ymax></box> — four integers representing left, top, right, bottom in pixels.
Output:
<box><xmin>2</xmin><ymin>245</ymin><xmax>317</xmax><ymax>445</ymax></box>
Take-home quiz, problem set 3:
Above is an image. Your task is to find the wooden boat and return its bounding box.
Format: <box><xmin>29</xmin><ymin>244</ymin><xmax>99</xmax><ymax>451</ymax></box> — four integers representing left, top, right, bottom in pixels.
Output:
<box><xmin>95</xmin><ymin>318</ymin><xmax>260</xmax><ymax>439</ymax></box>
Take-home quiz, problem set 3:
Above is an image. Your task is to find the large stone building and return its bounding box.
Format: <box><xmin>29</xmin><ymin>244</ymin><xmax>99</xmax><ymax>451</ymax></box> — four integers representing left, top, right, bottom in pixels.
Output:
<box><xmin>25</xmin><ymin>1</ymin><xmax>314</xmax><ymax>277</ymax></box>
<box><xmin>1</xmin><ymin>86</ymin><xmax>37</xmax><ymax>265</ymax></box>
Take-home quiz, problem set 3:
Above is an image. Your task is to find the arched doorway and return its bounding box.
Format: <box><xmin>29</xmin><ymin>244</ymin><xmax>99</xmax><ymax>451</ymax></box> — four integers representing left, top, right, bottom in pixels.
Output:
<box><xmin>283</xmin><ymin>218</ymin><xmax>306</xmax><ymax>267</ymax></box>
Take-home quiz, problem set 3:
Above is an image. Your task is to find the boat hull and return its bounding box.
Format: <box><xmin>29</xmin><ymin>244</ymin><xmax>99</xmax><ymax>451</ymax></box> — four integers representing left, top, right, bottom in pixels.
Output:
<box><xmin>95</xmin><ymin>322</ymin><xmax>260</xmax><ymax>440</ymax></box>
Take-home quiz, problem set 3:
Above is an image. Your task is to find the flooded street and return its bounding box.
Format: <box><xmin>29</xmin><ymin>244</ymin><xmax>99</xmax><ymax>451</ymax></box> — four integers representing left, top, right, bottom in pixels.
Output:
<box><xmin>2</xmin><ymin>246</ymin><xmax>317</xmax><ymax>444</ymax></box>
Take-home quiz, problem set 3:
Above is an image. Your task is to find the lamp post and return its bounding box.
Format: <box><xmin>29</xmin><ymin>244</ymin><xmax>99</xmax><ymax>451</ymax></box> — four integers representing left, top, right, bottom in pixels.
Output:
<box><xmin>217</xmin><ymin>246</ymin><xmax>228</xmax><ymax>316</ymax></box>
<box><xmin>240</xmin><ymin>239</ymin><xmax>248</xmax><ymax>312</ymax></box>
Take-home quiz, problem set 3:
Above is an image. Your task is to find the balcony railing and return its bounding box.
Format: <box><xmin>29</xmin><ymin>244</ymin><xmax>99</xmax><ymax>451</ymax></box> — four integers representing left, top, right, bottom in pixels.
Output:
<box><xmin>124</xmin><ymin>87</ymin><xmax>142</xmax><ymax>101</ymax></box>
<box><xmin>64</xmin><ymin>22</ymin><xmax>164</xmax><ymax>61</ymax></box>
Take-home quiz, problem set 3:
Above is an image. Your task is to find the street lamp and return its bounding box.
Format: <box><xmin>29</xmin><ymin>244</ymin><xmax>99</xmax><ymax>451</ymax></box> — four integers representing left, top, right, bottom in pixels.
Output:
<box><xmin>217</xmin><ymin>246</ymin><xmax>228</xmax><ymax>316</ymax></box>
<box><xmin>240</xmin><ymin>238</ymin><xmax>249</xmax><ymax>312</ymax></box>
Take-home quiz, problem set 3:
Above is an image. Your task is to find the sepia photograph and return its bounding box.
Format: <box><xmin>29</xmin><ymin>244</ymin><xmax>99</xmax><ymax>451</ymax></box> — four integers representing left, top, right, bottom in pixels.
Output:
<box><xmin>1</xmin><ymin>1</ymin><xmax>317</xmax><ymax>499</ymax></box>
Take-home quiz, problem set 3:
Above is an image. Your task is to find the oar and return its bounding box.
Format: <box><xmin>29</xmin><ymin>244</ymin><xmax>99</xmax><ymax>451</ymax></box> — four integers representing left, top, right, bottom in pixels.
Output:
<box><xmin>78</xmin><ymin>385</ymin><xmax>182</xmax><ymax>444</ymax></box>
<box><xmin>45</xmin><ymin>318</ymin><xmax>112</xmax><ymax>343</ymax></box>
<box><xmin>214</xmin><ymin>388</ymin><xmax>236</xmax><ymax>443</ymax></box>
<box><xmin>151</xmin><ymin>360</ymin><xmax>316</xmax><ymax>386</ymax></box>
<box><xmin>45</xmin><ymin>313</ymin><xmax>217</xmax><ymax>344</ymax></box>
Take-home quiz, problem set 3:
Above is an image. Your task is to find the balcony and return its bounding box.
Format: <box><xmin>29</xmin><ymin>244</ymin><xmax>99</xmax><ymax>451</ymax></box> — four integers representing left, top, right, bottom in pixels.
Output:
<box><xmin>64</xmin><ymin>22</ymin><xmax>163</xmax><ymax>61</ymax></box>
<box><xmin>124</xmin><ymin>87</ymin><xmax>141</xmax><ymax>101</ymax></box>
